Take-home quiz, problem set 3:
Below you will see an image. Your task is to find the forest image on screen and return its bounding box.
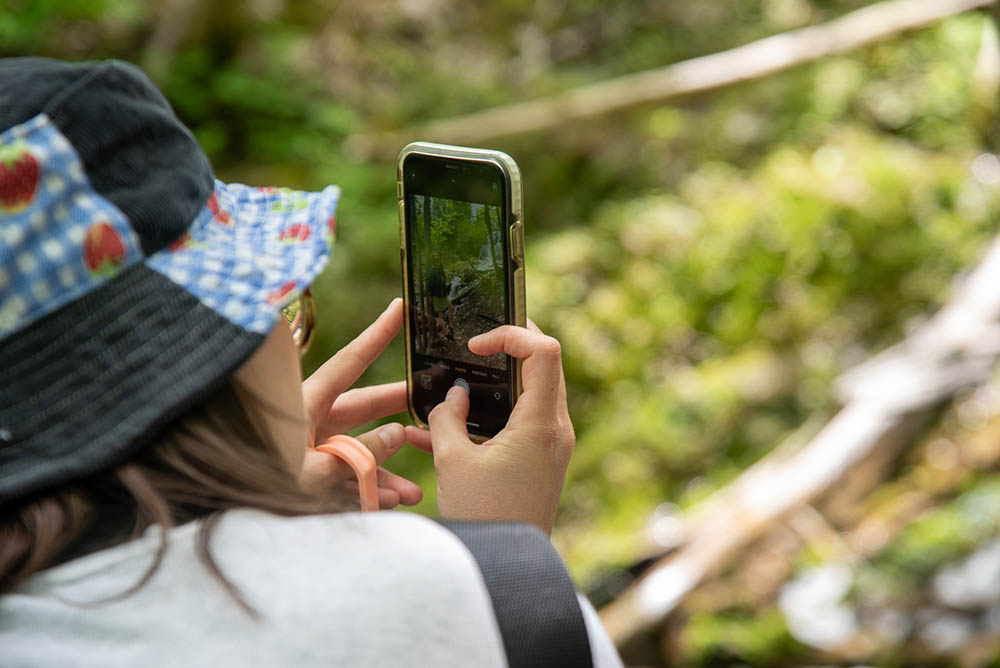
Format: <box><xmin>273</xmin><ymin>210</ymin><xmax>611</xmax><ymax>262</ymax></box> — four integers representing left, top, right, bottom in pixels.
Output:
<box><xmin>410</xmin><ymin>195</ymin><xmax>506</xmax><ymax>370</ymax></box>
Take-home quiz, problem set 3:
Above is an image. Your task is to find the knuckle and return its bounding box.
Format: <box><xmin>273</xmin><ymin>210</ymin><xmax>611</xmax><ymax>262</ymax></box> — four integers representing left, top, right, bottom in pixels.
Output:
<box><xmin>542</xmin><ymin>415</ymin><xmax>574</xmax><ymax>452</ymax></box>
<box><xmin>427</xmin><ymin>402</ymin><xmax>448</xmax><ymax>425</ymax></box>
<box><xmin>541</xmin><ymin>424</ymin><xmax>562</xmax><ymax>448</ymax></box>
<box><xmin>432</xmin><ymin>442</ymin><xmax>454</xmax><ymax>467</ymax></box>
<box><xmin>529</xmin><ymin>419</ymin><xmax>565</xmax><ymax>451</ymax></box>
<box><xmin>353</xmin><ymin>432</ymin><xmax>376</xmax><ymax>452</ymax></box>
<box><xmin>333</xmin><ymin>345</ymin><xmax>362</xmax><ymax>368</ymax></box>
<box><xmin>559</xmin><ymin>419</ymin><xmax>576</xmax><ymax>450</ymax></box>
<box><xmin>538</xmin><ymin>335</ymin><xmax>562</xmax><ymax>357</ymax></box>
<box><xmin>377</xmin><ymin>321</ymin><xmax>396</xmax><ymax>343</ymax></box>
<box><xmin>362</xmin><ymin>386</ymin><xmax>378</xmax><ymax>416</ymax></box>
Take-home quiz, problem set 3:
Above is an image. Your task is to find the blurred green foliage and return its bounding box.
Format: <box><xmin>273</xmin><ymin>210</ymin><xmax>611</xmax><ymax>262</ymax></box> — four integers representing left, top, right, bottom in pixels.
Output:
<box><xmin>865</xmin><ymin>473</ymin><xmax>1000</xmax><ymax>588</ymax></box>
<box><xmin>5</xmin><ymin>1</ymin><xmax>1000</xmax><ymax>662</ymax></box>
<box><xmin>545</xmin><ymin>123</ymin><xmax>1000</xmax><ymax>575</ymax></box>
<box><xmin>684</xmin><ymin>608</ymin><xmax>801</xmax><ymax>666</ymax></box>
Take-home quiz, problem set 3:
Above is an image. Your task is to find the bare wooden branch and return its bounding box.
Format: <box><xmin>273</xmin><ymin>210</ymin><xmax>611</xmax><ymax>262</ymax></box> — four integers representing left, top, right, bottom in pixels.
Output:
<box><xmin>598</xmin><ymin>236</ymin><xmax>1000</xmax><ymax>647</ymax></box>
<box><xmin>348</xmin><ymin>0</ymin><xmax>991</xmax><ymax>156</ymax></box>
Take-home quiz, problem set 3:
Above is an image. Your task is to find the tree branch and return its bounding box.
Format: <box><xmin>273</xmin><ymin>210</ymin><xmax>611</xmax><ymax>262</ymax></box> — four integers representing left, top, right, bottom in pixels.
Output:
<box><xmin>349</xmin><ymin>0</ymin><xmax>991</xmax><ymax>156</ymax></box>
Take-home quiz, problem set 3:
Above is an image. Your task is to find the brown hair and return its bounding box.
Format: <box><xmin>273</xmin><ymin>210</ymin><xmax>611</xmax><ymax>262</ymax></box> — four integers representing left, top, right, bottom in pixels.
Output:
<box><xmin>0</xmin><ymin>379</ymin><xmax>348</xmax><ymax>614</ymax></box>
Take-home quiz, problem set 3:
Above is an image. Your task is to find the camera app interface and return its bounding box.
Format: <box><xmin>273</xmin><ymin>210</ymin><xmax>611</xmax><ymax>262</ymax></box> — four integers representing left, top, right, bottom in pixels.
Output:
<box><xmin>405</xmin><ymin>157</ymin><xmax>511</xmax><ymax>437</ymax></box>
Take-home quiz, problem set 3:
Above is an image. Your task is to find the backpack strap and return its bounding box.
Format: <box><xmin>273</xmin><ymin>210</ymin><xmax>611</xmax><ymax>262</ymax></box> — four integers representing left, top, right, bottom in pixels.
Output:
<box><xmin>439</xmin><ymin>521</ymin><xmax>594</xmax><ymax>668</ymax></box>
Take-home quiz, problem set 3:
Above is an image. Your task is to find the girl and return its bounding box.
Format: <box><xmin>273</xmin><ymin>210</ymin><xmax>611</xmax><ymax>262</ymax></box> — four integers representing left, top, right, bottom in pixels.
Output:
<box><xmin>0</xmin><ymin>58</ymin><xmax>621</xmax><ymax>667</ymax></box>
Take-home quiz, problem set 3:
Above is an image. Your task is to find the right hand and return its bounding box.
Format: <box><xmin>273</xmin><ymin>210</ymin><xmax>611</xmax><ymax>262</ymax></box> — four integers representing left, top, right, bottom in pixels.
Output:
<box><xmin>426</xmin><ymin>321</ymin><xmax>575</xmax><ymax>535</ymax></box>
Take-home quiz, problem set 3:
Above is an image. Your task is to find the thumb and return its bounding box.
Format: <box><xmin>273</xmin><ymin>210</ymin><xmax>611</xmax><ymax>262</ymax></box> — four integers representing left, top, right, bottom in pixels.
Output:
<box><xmin>428</xmin><ymin>386</ymin><xmax>473</xmax><ymax>455</ymax></box>
<box><xmin>349</xmin><ymin>422</ymin><xmax>406</xmax><ymax>465</ymax></box>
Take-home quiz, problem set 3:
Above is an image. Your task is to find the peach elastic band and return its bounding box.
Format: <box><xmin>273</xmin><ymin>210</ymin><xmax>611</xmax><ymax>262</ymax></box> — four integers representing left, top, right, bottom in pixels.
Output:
<box><xmin>315</xmin><ymin>434</ymin><xmax>379</xmax><ymax>512</ymax></box>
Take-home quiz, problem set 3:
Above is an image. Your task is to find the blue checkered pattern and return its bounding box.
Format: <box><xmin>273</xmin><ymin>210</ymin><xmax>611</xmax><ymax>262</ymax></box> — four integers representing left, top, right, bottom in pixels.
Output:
<box><xmin>1</xmin><ymin>114</ymin><xmax>339</xmax><ymax>340</ymax></box>
<box><xmin>148</xmin><ymin>181</ymin><xmax>339</xmax><ymax>334</ymax></box>
<box><xmin>0</xmin><ymin>114</ymin><xmax>143</xmax><ymax>337</ymax></box>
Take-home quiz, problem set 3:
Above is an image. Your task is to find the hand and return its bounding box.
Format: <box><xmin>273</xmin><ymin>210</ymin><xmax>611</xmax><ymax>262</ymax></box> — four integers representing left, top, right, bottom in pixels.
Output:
<box><xmin>427</xmin><ymin>321</ymin><xmax>575</xmax><ymax>535</ymax></box>
<box><xmin>299</xmin><ymin>299</ymin><xmax>422</xmax><ymax>509</ymax></box>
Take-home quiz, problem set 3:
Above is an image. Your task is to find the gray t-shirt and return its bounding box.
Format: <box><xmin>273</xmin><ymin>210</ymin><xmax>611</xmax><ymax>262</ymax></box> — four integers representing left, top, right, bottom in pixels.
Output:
<box><xmin>0</xmin><ymin>509</ymin><xmax>622</xmax><ymax>667</ymax></box>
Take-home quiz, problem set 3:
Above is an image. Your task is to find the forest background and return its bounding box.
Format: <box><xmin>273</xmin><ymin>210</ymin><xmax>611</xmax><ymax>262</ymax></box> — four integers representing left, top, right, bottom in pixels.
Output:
<box><xmin>5</xmin><ymin>0</ymin><xmax>1000</xmax><ymax>665</ymax></box>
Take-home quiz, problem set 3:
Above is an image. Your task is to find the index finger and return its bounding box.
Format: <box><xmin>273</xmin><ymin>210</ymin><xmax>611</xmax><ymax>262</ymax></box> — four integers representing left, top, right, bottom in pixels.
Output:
<box><xmin>468</xmin><ymin>325</ymin><xmax>567</xmax><ymax>420</ymax></box>
<box><xmin>303</xmin><ymin>299</ymin><xmax>403</xmax><ymax>418</ymax></box>
<box><xmin>468</xmin><ymin>325</ymin><xmax>563</xmax><ymax>377</ymax></box>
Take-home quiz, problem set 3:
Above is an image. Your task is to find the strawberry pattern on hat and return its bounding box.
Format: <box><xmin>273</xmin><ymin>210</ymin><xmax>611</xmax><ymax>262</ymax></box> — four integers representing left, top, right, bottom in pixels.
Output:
<box><xmin>206</xmin><ymin>192</ymin><xmax>233</xmax><ymax>226</ymax></box>
<box><xmin>0</xmin><ymin>142</ymin><xmax>40</xmax><ymax>213</ymax></box>
<box><xmin>278</xmin><ymin>223</ymin><xmax>311</xmax><ymax>243</ymax></box>
<box><xmin>148</xmin><ymin>179</ymin><xmax>339</xmax><ymax>335</ymax></box>
<box><xmin>269</xmin><ymin>187</ymin><xmax>309</xmax><ymax>213</ymax></box>
<box><xmin>83</xmin><ymin>222</ymin><xmax>127</xmax><ymax>277</ymax></box>
<box><xmin>166</xmin><ymin>230</ymin><xmax>201</xmax><ymax>252</ymax></box>
<box><xmin>267</xmin><ymin>281</ymin><xmax>298</xmax><ymax>305</ymax></box>
<box><xmin>0</xmin><ymin>113</ymin><xmax>339</xmax><ymax>340</ymax></box>
<box><xmin>0</xmin><ymin>114</ymin><xmax>143</xmax><ymax>337</ymax></box>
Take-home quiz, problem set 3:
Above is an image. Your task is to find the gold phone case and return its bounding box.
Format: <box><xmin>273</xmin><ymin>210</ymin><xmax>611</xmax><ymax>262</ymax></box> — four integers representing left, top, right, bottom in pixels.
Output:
<box><xmin>397</xmin><ymin>142</ymin><xmax>526</xmax><ymax>436</ymax></box>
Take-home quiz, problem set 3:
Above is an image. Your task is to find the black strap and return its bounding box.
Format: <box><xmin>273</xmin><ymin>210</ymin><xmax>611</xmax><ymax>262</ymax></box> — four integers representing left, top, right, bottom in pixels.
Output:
<box><xmin>439</xmin><ymin>521</ymin><xmax>594</xmax><ymax>668</ymax></box>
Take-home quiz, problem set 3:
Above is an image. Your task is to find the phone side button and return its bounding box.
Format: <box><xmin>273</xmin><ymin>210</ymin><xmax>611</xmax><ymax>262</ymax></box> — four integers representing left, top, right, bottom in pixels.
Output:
<box><xmin>398</xmin><ymin>200</ymin><xmax>406</xmax><ymax>241</ymax></box>
<box><xmin>509</xmin><ymin>221</ymin><xmax>524</xmax><ymax>266</ymax></box>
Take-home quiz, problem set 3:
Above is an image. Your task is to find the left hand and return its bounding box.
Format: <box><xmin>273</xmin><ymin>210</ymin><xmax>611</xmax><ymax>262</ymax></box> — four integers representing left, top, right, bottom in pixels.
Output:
<box><xmin>299</xmin><ymin>298</ymin><xmax>423</xmax><ymax>509</ymax></box>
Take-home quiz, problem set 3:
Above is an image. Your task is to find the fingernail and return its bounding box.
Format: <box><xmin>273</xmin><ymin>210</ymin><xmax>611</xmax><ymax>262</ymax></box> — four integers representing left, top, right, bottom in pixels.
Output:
<box><xmin>386</xmin><ymin>297</ymin><xmax>401</xmax><ymax>311</ymax></box>
<box><xmin>447</xmin><ymin>386</ymin><xmax>465</xmax><ymax>401</ymax></box>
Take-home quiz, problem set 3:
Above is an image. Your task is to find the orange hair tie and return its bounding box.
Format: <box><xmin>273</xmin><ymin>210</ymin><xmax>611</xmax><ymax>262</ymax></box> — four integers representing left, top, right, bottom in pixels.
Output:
<box><xmin>315</xmin><ymin>435</ymin><xmax>379</xmax><ymax>512</ymax></box>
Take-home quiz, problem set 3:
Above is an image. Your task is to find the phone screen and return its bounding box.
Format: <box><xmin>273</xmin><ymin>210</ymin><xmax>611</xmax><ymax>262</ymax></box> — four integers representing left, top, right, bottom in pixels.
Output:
<box><xmin>403</xmin><ymin>154</ymin><xmax>512</xmax><ymax>437</ymax></box>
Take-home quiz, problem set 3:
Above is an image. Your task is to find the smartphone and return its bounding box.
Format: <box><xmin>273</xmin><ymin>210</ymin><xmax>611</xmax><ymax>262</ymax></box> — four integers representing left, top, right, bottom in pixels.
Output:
<box><xmin>398</xmin><ymin>142</ymin><xmax>526</xmax><ymax>439</ymax></box>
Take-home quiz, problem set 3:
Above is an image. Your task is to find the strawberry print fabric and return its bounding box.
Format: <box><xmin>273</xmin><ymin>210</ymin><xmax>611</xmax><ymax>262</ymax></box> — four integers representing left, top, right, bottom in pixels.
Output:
<box><xmin>0</xmin><ymin>114</ymin><xmax>143</xmax><ymax>336</ymax></box>
<box><xmin>0</xmin><ymin>114</ymin><xmax>339</xmax><ymax>340</ymax></box>
<box><xmin>147</xmin><ymin>180</ymin><xmax>339</xmax><ymax>334</ymax></box>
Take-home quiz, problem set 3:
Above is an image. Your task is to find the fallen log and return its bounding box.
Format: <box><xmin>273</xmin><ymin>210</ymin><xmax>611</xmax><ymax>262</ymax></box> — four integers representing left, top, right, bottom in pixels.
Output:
<box><xmin>599</xmin><ymin>235</ymin><xmax>1000</xmax><ymax>647</ymax></box>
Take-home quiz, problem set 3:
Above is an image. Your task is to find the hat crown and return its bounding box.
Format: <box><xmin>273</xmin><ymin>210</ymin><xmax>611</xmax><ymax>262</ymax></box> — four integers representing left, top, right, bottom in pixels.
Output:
<box><xmin>0</xmin><ymin>57</ymin><xmax>213</xmax><ymax>255</ymax></box>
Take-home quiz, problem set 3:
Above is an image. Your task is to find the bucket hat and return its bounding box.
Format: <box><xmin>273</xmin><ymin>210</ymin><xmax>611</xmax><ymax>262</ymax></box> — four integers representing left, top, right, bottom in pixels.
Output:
<box><xmin>0</xmin><ymin>58</ymin><xmax>339</xmax><ymax>504</ymax></box>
